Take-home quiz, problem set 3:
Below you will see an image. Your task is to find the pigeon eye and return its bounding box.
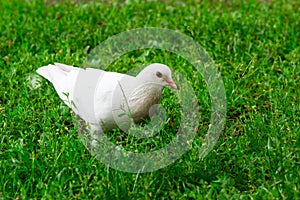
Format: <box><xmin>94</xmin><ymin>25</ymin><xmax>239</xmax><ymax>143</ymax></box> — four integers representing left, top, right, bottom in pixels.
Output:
<box><xmin>156</xmin><ymin>71</ymin><xmax>162</xmax><ymax>78</ymax></box>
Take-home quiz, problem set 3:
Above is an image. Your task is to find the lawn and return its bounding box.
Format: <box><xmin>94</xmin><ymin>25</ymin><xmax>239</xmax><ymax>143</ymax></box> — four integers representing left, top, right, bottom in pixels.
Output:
<box><xmin>0</xmin><ymin>0</ymin><xmax>299</xmax><ymax>199</ymax></box>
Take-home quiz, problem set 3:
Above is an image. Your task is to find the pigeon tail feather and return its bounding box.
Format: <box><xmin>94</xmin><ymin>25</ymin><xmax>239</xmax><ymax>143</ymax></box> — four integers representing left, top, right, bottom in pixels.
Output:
<box><xmin>36</xmin><ymin>63</ymin><xmax>77</xmax><ymax>82</ymax></box>
<box><xmin>36</xmin><ymin>63</ymin><xmax>80</xmax><ymax>108</ymax></box>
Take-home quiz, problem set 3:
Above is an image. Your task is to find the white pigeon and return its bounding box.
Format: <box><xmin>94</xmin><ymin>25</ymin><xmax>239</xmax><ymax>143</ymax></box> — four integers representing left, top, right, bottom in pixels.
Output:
<box><xmin>36</xmin><ymin>63</ymin><xmax>177</xmax><ymax>132</ymax></box>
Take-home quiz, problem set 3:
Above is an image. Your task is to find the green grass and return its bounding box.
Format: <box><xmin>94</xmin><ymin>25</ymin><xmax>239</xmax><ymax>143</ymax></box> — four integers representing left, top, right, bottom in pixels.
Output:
<box><xmin>0</xmin><ymin>0</ymin><xmax>299</xmax><ymax>199</ymax></box>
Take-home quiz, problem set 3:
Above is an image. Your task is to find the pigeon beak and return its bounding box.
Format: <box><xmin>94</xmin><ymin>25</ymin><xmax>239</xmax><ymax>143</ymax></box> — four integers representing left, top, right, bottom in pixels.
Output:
<box><xmin>166</xmin><ymin>79</ymin><xmax>178</xmax><ymax>89</ymax></box>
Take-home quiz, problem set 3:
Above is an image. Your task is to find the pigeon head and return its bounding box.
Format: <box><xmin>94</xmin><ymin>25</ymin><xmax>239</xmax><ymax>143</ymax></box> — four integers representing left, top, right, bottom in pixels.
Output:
<box><xmin>137</xmin><ymin>63</ymin><xmax>178</xmax><ymax>89</ymax></box>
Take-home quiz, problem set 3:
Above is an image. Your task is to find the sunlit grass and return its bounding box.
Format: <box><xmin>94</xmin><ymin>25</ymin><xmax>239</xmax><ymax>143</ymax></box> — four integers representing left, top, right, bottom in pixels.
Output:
<box><xmin>0</xmin><ymin>0</ymin><xmax>299</xmax><ymax>199</ymax></box>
